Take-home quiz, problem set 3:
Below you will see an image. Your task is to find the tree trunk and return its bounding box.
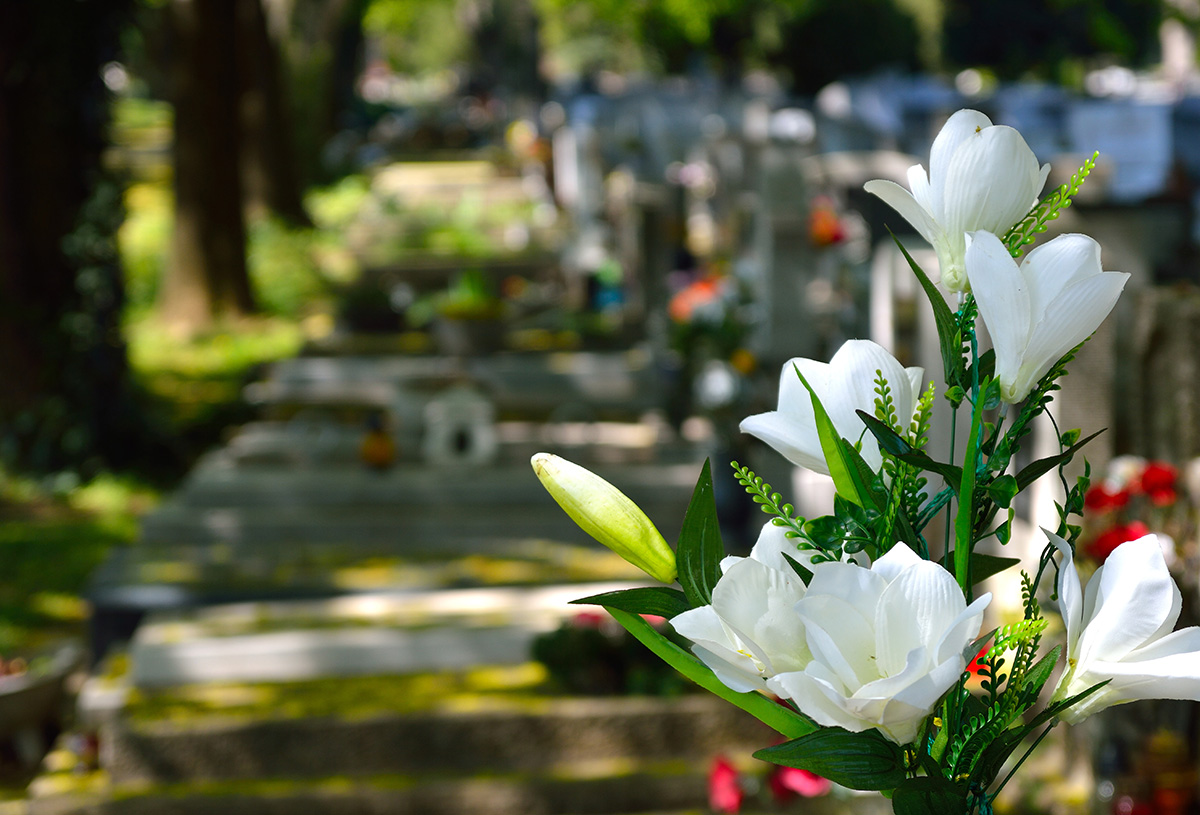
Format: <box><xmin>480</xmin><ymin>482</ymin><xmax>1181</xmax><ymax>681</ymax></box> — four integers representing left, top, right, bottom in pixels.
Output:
<box><xmin>160</xmin><ymin>0</ymin><xmax>256</xmax><ymax>331</ymax></box>
<box><xmin>238</xmin><ymin>0</ymin><xmax>311</xmax><ymax>226</ymax></box>
<box><xmin>0</xmin><ymin>0</ymin><xmax>159</xmax><ymax>474</ymax></box>
<box><xmin>274</xmin><ymin>0</ymin><xmax>368</xmax><ymax>185</ymax></box>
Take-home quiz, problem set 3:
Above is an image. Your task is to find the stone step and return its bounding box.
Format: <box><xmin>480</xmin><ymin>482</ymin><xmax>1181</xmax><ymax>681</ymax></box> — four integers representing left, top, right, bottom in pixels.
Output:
<box><xmin>136</xmin><ymin>503</ymin><xmax>687</xmax><ymax>549</ymax></box>
<box><xmin>29</xmin><ymin>770</ymin><xmax>892</xmax><ymax>815</ymax></box>
<box><xmin>122</xmin><ymin>583</ymin><xmax>644</xmax><ymax>687</ymax></box>
<box><xmin>104</xmin><ymin>694</ymin><xmax>771</xmax><ymax>784</ymax></box>
<box><xmin>30</xmin><ymin>767</ymin><xmax>714</xmax><ymax>815</ymax></box>
<box><xmin>171</xmin><ymin>459</ymin><xmax>703</xmax><ymax>511</ymax></box>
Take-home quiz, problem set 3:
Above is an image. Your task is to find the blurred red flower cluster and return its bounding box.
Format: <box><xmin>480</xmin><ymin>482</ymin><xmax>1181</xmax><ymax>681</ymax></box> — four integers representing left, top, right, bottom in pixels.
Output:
<box><xmin>707</xmin><ymin>753</ymin><xmax>832</xmax><ymax>814</ymax></box>
<box><xmin>1081</xmin><ymin>458</ymin><xmax>1179</xmax><ymax>563</ymax></box>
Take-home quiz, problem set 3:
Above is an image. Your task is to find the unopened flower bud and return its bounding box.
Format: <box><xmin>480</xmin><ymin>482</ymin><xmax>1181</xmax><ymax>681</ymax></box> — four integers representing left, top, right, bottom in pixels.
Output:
<box><xmin>531</xmin><ymin>452</ymin><xmax>677</xmax><ymax>583</ymax></box>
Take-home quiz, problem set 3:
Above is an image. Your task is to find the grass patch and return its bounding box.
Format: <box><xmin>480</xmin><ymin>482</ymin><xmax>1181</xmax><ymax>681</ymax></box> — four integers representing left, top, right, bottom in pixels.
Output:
<box><xmin>0</xmin><ymin>473</ymin><xmax>154</xmax><ymax>652</ymax></box>
<box><xmin>127</xmin><ymin>664</ymin><xmax>552</xmax><ymax>725</ymax></box>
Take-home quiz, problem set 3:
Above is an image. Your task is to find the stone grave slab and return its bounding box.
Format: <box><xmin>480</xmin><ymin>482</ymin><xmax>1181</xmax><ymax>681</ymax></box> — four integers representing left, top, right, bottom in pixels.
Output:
<box><xmin>124</xmin><ymin>582</ymin><xmax>641</xmax><ymax>688</ymax></box>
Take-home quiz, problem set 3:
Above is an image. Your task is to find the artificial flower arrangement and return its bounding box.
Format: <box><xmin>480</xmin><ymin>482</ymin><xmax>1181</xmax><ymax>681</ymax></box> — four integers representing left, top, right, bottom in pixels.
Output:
<box><xmin>531</xmin><ymin>109</ymin><xmax>1200</xmax><ymax>815</ymax></box>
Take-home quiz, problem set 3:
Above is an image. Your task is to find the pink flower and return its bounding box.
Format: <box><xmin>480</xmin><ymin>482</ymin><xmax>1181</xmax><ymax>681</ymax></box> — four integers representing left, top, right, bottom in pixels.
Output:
<box><xmin>769</xmin><ymin>766</ymin><xmax>832</xmax><ymax>801</ymax></box>
<box><xmin>708</xmin><ymin>756</ymin><xmax>744</xmax><ymax>814</ymax></box>
<box><xmin>571</xmin><ymin>611</ymin><xmax>606</xmax><ymax>629</ymax></box>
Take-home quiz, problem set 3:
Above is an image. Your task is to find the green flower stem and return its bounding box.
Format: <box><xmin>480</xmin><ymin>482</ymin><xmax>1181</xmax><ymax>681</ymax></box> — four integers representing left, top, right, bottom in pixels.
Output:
<box><xmin>608</xmin><ymin>607</ymin><xmax>816</xmax><ymax>739</ymax></box>
<box><xmin>955</xmin><ymin>398</ymin><xmax>983</xmax><ymax>599</ymax></box>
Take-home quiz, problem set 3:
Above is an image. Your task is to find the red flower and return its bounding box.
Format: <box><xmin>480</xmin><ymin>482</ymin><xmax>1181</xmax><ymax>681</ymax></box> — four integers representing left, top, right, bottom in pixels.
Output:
<box><xmin>571</xmin><ymin>611</ymin><xmax>606</xmax><ymax>629</ymax></box>
<box><xmin>769</xmin><ymin>766</ymin><xmax>832</xmax><ymax>802</ymax></box>
<box><xmin>966</xmin><ymin>646</ymin><xmax>988</xmax><ymax>675</ymax></box>
<box><xmin>1084</xmin><ymin>483</ymin><xmax>1130</xmax><ymax>511</ymax></box>
<box><xmin>1139</xmin><ymin>462</ymin><xmax>1178</xmax><ymax>506</ymax></box>
<box><xmin>1086</xmin><ymin>520</ymin><xmax>1150</xmax><ymax>562</ymax></box>
<box><xmin>809</xmin><ymin>201</ymin><xmax>845</xmax><ymax>247</ymax></box>
<box><xmin>708</xmin><ymin>756</ymin><xmax>744</xmax><ymax>814</ymax></box>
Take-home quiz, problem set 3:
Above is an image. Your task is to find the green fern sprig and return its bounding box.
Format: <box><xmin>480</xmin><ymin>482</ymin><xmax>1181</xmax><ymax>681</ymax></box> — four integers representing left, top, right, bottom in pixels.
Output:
<box><xmin>874</xmin><ymin>371</ymin><xmax>900</xmax><ymax>432</ymax></box>
<box><xmin>731</xmin><ymin>461</ymin><xmax>808</xmax><ymax>539</ymax></box>
<box><xmin>978</xmin><ymin>651</ymin><xmax>1006</xmax><ymax>707</ymax></box>
<box><xmin>1003</xmin><ymin>152</ymin><xmax>1098</xmax><ymax>257</ymax></box>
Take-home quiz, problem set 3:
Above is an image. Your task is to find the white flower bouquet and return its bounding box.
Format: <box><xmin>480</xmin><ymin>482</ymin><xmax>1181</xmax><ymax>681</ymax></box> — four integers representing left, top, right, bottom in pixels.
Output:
<box><xmin>532</xmin><ymin>109</ymin><xmax>1200</xmax><ymax>815</ymax></box>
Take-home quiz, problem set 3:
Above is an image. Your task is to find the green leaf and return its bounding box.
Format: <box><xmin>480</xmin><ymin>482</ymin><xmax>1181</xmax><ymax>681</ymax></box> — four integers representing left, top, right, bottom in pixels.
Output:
<box><xmin>892</xmin><ymin>776</ymin><xmax>969</xmax><ymax>815</ymax></box>
<box><xmin>954</xmin><ymin>398</ymin><xmax>984</xmax><ymax>593</ymax></box>
<box><xmin>969</xmin><ymin>552</ymin><xmax>1021</xmax><ymax>584</ymax></box>
<box><xmin>1018</xmin><ymin>645</ymin><xmax>1062</xmax><ymax>700</ymax></box>
<box><xmin>1014</xmin><ymin>429</ymin><xmax>1104</xmax><ymax>491</ymax></box>
<box><xmin>856</xmin><ymin>410</ymin><xmax>912</xmax><ymax>457</ymax></box>
<box><xmin>675</xmin><ymin>459</ymin><xmax>724</xmax><ymax>608</ymax></box>
<box><xmin>782</xmin><ymin>553</ymin><xmax>813</xmax><ymax>585</ymax></box>
<box><xmin>891</xmin><ymin>229</ymin><xmax>964</xmax><ymax>388</ymax></box>
<box><xmin>795</xmin><ymin>366</ymin><xmax>880</xmax><ymax>510</ymax></box>
<box><xmin>607</xmin><ymin>607</ymin><xmax>815</xmax><ymax>739</ymax></box>
<box><xmin>858</xmin><ymin>411</ymin><xmax>963</xmax><ymax>491</ymax></box>
<box><xmin>753</xmin><ymin>727</ymin><xmax>906</xmax><ymax>791</ymax></box>
<box><xmin>571</xmin><ymin>586</ymin><xmax>690</xmax><ymax>618</ymax></box>
<box><xmin>985</xmin><ymin>474</ymin><xmax>1019</xmax><ymax>509</ymax></box>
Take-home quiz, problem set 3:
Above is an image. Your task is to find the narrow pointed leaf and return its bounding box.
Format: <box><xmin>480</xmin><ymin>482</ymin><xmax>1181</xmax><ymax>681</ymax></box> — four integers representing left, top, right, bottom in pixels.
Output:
<box><xmin>571</xmin><ymin>586</ymin><xmax>690</xmax><ymax>618</ymax></box>
<box><xmin>676</xmin><ymin>459</ymin><xmax>724</xmax><ymax>608</ymax></box>
<box><xmin>1014</xmin><ymin>430</ymin><xmax>1104</xmax><ymax>490</ymax></box>
<box><xmin>955</xmin><ymin>400</ymin><xmax>984</xmax><ymax>593</ymax></box>
<box><xmin>891</xmin><ymin>229</ymin><xmax>964</xmax><ymax>387</ymax></box>
<box><xmin>795</xmin><ymin>367</ymin><xmax>877</xmax><ymax>509</ymax></box>
<box><xmin>782</xmin><ymin>553</ymin><xmax>813</xmax><ymax>585</ymax></box>
<box><xmin>893</xmin><ymin>777</ymin><xmax>969</xmax><ymax>815</ymax></box>
<box><xmin>753</xmin><ymin>727</ymin><xmax>906</xmax><ymax>790</ymax></box>
<box><xmin>942</xmin><ymin>552</ymin><xmax>1021</xmax><ymax>585</ymax></box>
<box><xmin>1018</xmin><ymin>645</ymin><xmax>1062</xmax><ymax>699</ymax></box>
<box><xmin>857</xmin><ymin>410</ymin><xmax>963</xmax><ymax>490</ymax></box>
<box><xmin>607</xmin><ymin>607</ymin><xmax>816</xmax><ymax>738</ymax></box>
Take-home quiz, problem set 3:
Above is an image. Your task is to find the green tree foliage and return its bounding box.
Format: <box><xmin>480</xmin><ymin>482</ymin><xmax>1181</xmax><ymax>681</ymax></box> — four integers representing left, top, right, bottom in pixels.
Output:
<box><xmin>943</xmin><ymin>0</ymin><xmax>1163</xmax><ymax>80</ymax></box>
<box><xmin>771</xmin><ymin>0</ymin><xmax>922</xmax><ymax>92</ymax></box>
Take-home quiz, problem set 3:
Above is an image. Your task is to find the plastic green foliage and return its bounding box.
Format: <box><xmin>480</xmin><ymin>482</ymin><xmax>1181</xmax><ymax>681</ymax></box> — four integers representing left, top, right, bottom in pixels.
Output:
<box><xmin>1004</xmin><ymin>152</ymin><xmax>1098</xmax><ymax>257</ymax></box>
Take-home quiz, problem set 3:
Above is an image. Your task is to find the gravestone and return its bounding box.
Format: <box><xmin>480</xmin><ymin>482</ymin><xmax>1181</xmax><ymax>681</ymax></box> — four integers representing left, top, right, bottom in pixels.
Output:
<box><xmin>1065</xmin><ymin>100</ymin><xmax>1173</xmax><ymax>203</ymax></box>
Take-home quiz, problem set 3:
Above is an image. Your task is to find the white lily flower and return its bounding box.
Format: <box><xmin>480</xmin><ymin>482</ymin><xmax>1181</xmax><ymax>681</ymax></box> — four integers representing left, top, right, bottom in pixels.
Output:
<box><xmin>739</xmin><ymin>339</ymin><xmax>924</xmax><ymax>475</ymax></box>
<box><xmin>1051</xmin><ymin>531</ymin><xmax>1200</xmax><ymax>724</ymax></box>
<box><xmin>965</xmin><ymin>231</ymin><xmax>1129</xmax><ymax>404</ymax></box>
<box><xmin>864</xmin><ymin>109</ymin><xmax>1049</xmax><ymax>293</ymax></box>
<box><xmin>671</xmin><ymin>523</ymin><xmax>812</xmax><ymax>693</ymax></box>
<box><xmin>767</xmin><ymin>543</ymin><xmax>990</xmax><ymax>745</ymax></box>
<box><xmin>531</xmin><ymin>452</ymin><xmax>676</xmax><ymax>583</ymax></box>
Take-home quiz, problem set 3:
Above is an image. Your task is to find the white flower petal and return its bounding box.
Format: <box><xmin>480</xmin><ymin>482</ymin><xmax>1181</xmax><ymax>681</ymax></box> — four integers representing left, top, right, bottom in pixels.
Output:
<box><xmin>870</xmin><ymin>541</ymin><xmax>924</xmax><ymax>583</ymax></box>
<box><xmin>942</xmin><ymin>125</ymin><xmax>1044</xmax><ymax>238</ymax></box>
<box><xmin>748</xmin><ymin>521</ymin><xmax>813</xmax><ymax>575</ymax></box>
<box><xmin>965</xmin><ymin>231</ymin><xmax>1032</xmax><ymax>399</ymax></box>
<box><xmin>1050</xmin><ymin>532</ymin><xmax>1085</xmax><ymax>659</ymax></box>
<box><xmin>797</xmin><ymin>594</ymin><xmax>877</xmax><ymax>689</ymax></box>
<box><xmin>739</xmin><ymin>411</ymin><xmax>828</xmax><ymax>473</ymax></box>
<box><xmin>1076</xmin><ymin>536</ymin><xmax>1180</xmax><ymax>666</ymax></box>
<box><xmin>928</xmin><ymin>109</ymin><xmax>994</xmax><ymax>218</ymax></box>
<box><xmin>1022</xmin><ymin>233</ymin><xmax>1104</xmax><ymax>306</ymax></box>
<box><xmin>862</xmin><ymin>178</ymin><xmax>940</xmax><ymax>245</ymax></box>
<box><xmin>1053</xmin><ymin>532</ymin><xmax>1200</xmax><ymax>723</ymax></box>
<box><xmin>692</xmin><ymin>643</ymin><xmax>767</xmax><ymax>694</ymax></box>
<box><xmin>934</xmin><ymin>593</ymin><xmax>991</xmax><ymax>665</ymax></box>
<box><xmin>741</xmin><ymin>341</ymin><xmax>918</xmax><ymax>476</ymax></box>
<box><xmin>875</xmin><ymin>561</ymin><xmax>979</xmax><ymax>677</ymax></box>
<box><xmin>1016</xmin><ymin>270</ymin><xmax>1128</xmax><ymax>400</ymax></box>
<box><xmin>769</xmin><ymin>667</ymin><xmax>864</xmax><ymax>733</ymax></box>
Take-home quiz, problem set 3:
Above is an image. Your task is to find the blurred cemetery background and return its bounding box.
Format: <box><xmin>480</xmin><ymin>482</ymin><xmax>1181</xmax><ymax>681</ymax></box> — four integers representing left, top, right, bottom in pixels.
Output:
<box><xmin>4</xmin><ymin>0</ymin><xmax>1200</xmax><ymax>812</ymax></box>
